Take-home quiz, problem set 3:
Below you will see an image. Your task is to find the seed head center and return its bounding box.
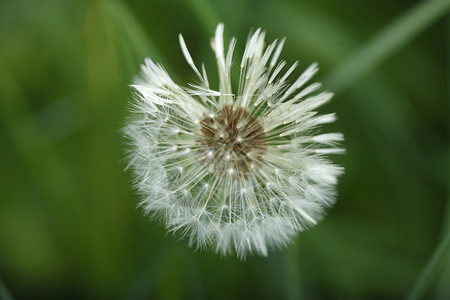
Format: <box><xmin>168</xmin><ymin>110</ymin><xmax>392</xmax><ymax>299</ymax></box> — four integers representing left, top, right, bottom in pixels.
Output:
<box><xmin>197</xmin><ymin>105</ymin><xmax>266</xmax><ymax>178</ymax></box>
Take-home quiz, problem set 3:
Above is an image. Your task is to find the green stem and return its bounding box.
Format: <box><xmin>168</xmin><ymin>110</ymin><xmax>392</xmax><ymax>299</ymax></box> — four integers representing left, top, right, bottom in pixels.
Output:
<box><xmin>407</xmin><ymin>230</ymin><xmax>450</xmax><ymax>300</ymax></box>
<box><xmin>325</xmin><ymin>0</ymin><xmax>450</xmax><ymax>93</ymax></box>
<box><xmin>0</xmin><ymin>277</ymin><xmax>14</xmax><ymax>300</ymax></box>
<box><xmin>285</xmin><ymin>243</ymin><xmax>302</xmax><ymax>300</ymax></box>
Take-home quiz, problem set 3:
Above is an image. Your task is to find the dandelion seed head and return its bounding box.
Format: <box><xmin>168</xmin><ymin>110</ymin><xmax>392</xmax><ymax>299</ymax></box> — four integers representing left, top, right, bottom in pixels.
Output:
<box><xmin>197</xmin><ymin>105</ymin><xmax>267</xmax><ymax>179</ymax></box>
<box><xmin>124</xmin><ymin>23</ymin><xmax>344</xmax><ymax>259</ymax></box>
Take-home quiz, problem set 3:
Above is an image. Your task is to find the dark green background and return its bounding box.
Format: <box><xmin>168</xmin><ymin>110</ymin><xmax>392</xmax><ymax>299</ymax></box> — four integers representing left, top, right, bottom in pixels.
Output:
<box><xmin>0</xmin><ymin>0</ymin><xmax>449</xmax><ymax>299</ymax></box>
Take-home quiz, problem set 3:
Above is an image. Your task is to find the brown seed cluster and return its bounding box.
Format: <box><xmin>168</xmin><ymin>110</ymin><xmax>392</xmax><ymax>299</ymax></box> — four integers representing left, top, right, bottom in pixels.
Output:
<box><xmin>197</xmin><ymin>105</ymin><xmax>267</xmax><ymax>178</ymax></box>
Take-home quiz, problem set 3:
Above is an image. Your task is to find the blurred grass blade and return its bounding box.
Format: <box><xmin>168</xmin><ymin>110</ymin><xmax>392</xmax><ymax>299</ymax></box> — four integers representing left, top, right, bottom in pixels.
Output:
<box><xmin>0</xmin><ymin>277</ymin><xmax>14</xmax><ymax>300</ymax></box>
<box><xmin>433</xmin><ymin>17</ymin><xmax>450</xmax><ymax>299</ymax></box>
<box><xmin>326</xmin><ymin>0</ymin><xmax>450</xmax><ymax>93</ymax></box>
<box><xmin>407</xmin><ymin>231</ymin><xmax>450</xmax><ymax>300</ymax></box>
<box><xmin>186</xmin><ymin>0</ymin><xmax>221</xmax><ymax>34</ymax></box>
<box><xmin>88</xmin><ymin>0</ymin><xmax>163</xmax><ymax>77</ymax></box>
<box><xmin>104</xmin><ymin>0</ymin><xmax>160</xmax><ymax>60</ymax></box>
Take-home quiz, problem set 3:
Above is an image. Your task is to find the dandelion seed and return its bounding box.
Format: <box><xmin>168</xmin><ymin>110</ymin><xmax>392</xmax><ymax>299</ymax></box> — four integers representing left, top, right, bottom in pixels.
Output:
<box><xmin>124</xmin><ymin>24</ymin><xmax>344</xmax><ymax>259</ymax></box>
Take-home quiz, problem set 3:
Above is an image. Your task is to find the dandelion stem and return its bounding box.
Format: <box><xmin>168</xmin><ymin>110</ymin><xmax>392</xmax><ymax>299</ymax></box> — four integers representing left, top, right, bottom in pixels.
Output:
<box><xmin>0</xmin><ymin>277</ymin><xmax>14</xmax><ymax>300</ymax></box>
<box><xmin>325</xmin><ymin>0</ymin><xmax>450</xmax><ymax>93</ymax></box>
<box><xmin>285</xmin><ymin>243</ymin><xmax>302</xmax><ymax>300</ymax></box>
<box><xmin>407</xmin><ymin>229</ymin><xmax>450</xmax><ymax>300</ymax></box>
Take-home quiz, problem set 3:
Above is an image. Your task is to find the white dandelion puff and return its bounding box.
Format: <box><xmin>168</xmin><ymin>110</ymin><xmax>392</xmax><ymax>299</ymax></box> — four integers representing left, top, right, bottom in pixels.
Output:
<box><xmin>124</xmin><ymin>23</ymin><xmax>344</xmax><ymax>259</ymax></box>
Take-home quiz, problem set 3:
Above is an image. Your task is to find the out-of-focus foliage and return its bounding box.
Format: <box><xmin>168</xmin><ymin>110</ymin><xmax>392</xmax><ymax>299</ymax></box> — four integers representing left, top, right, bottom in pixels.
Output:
<box><xmin>0</xmin><ymin>0</ymin><xmax>448</xmax><ymax>299</ymax></box>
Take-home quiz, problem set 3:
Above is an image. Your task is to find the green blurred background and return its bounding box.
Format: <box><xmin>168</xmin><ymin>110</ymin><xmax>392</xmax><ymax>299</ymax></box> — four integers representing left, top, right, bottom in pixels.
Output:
<box><xmin>0</xmin><ymin>0</ymin><xmax>449</xmax><ymax>299</ymax></box>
